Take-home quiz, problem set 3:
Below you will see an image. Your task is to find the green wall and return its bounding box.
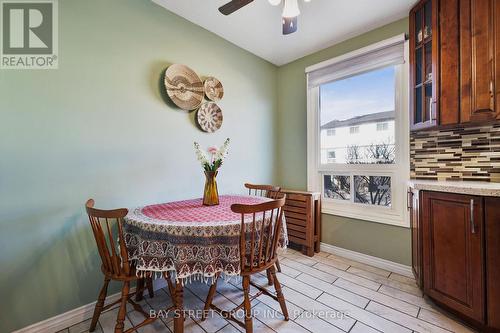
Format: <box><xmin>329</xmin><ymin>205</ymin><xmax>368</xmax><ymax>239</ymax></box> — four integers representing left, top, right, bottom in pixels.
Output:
<box><xmin>1</xmin><ymin>3</ymin><xmax>413</xmax><ymax>330</ymax></box>
<box><xmin>276</xmin><ymin>18</ymin><xmax>412</xmax><ymax>265</ymax></box>
<box><xmin>0</xmin><ymin>0</ymin><xmax>278</xmax><ymax>331</ymax></box>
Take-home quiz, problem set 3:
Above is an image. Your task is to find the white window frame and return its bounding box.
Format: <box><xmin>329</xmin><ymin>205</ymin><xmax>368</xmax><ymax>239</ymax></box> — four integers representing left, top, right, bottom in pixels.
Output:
<box><xmin>306</xmin><ymin>35</ymin><xmax>410</xmax><ymax>227</ymax></box>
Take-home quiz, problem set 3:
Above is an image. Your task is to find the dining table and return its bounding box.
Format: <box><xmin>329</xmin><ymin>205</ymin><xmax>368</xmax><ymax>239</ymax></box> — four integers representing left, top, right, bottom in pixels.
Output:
<box><xmin>123</xmin><ymin>194</ymin><xmax>288</xmax><ymax>333</ymax></box>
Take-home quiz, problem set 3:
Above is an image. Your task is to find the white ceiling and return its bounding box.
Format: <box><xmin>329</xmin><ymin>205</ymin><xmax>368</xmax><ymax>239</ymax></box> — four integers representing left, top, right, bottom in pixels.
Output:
<box><xmin>153</xmin><ymin>0</ymin><xmax>416</xmax><ymax>66</ymax></box>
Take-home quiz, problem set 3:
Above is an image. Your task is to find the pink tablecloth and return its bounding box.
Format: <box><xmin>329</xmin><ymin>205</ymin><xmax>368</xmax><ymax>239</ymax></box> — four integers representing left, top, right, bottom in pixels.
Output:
<box><xmin>123</xmin><ymin>195</ymin><xmax>288</xmax><ymax>282</ymax></box>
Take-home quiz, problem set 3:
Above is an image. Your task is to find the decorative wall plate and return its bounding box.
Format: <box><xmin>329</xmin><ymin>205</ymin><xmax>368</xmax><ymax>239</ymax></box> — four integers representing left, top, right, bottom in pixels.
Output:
<box><xmin>164</xmin><ymin>64</ymin><xmax>204</xmax><ymax>110</ymax></box>
<box><xmin>204</xmin><ymin>77</ymin><xmax>224</xmax><ymax>102</ymax></box>
<box><xmin>197</xmin><ymin>102</ymin><xmax>223</xmax><ymax>133</ymax></box>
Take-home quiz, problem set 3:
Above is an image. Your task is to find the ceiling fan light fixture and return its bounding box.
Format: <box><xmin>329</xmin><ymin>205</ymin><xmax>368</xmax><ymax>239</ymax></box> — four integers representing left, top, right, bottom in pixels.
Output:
<box><xmin>268</xmin><ymin>0</ymin><xmax>281</xmax><ymax>6</ymax></box>
<box><xmin>283</xmin><ymin>16</ymin><xmax>298</xmax><ymax>34</ymax></box>
<box><xmin>282</xmin><ymin>0</ymin><xmax>300</xmax><ymax>18</ymax></box>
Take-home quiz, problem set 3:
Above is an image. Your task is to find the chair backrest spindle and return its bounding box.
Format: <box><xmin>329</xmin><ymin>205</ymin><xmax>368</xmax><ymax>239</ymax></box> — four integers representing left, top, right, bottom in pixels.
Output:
<box><xmin>244</xmin><ymin>183</ymin><xmax>281</xmax><ymax>200</ymax></box>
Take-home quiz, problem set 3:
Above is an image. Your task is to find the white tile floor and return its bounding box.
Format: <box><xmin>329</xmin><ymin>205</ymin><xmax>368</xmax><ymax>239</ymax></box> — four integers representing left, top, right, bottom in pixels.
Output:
<box><xmin>57</xmin><ymin>249</ymin><xmax>476</xmax><ymax>333</ymax></box>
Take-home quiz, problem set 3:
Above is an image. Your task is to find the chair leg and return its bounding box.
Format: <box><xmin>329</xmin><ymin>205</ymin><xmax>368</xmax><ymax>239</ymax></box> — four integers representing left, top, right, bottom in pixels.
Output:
<box><xmin>135</xmin><ymin>278</ymin><xmax>145</xmax><ymax>302</ymax></box>
<box><xmin>202</xmin><ymin>275</ymin><xmax>219</xmax><ymax>321</ymax></box>
<box><xmin>115</xmin><ymin>281</ymin><xmax>130</xmax><ymax>333</ymax></box>
<box><xmin>275</xmin><ymin>258</ymin><xmax>282</xmax><ymax>272</ymax></box>
<box><xmin>90</xmin><ymin>277</ymin><xmax>110</xmax><ymax>332</ymax></box>
<box><xmin>242</xmin><ymin>276</ymin><xmax>253</xmax><ymax>333</ymax></box>
<box><xmin>266</xmin><ymin>268</ymin><xmax>274</xmax><ymax>286</ymax></box>
<box><xmin>173</xmin><ymin>280</ymin><xmax>185</xmax><ymax>333</ymax></box>
<box><xmin>270</xmin><ymin>267</ymin><xmax>289</xmax><ymax>320</ymax></box>
<box><xmin>146</xmin><ymin>276</ymin><xmax>154</xmax><ymax>298</ymax></box>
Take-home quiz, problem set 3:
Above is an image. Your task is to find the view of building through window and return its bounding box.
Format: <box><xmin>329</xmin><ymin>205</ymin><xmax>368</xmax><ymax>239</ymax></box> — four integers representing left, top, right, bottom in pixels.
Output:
<box><xmin>319</xmin><ymin>66</ymin><xmax>396</xmax><ymax>165</ymax></box>
<box><xmin>320</xmin><ymin>66</ymin><xmax>396</xmax><ymax>207</ymax></box>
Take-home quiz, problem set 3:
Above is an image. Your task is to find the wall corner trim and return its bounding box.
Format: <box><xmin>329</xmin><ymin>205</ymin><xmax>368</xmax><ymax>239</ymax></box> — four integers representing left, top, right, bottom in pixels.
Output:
<box><xmin>320</xmin><ymin>242</ymin><xmax>413</xmax><ymax>277</ymax></box>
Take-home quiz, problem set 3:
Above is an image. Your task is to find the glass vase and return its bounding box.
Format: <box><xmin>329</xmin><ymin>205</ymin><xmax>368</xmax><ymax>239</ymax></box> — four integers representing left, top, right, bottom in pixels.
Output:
<box><xmin>203</xmin><ymin>170</ymin><xmax>219</xmax><ymax>206</ymax></box>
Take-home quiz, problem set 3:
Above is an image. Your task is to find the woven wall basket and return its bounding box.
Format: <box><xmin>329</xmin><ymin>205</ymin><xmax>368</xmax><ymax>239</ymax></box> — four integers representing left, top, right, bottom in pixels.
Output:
<box><xmin>197</xmin><ymin>102</ymin><xmax>223</xmax><ymax>133</ymax></box>
<box><xmin>164</xmin><ymin>64</ymin><xmax>204</xmax><ymax>111</ymax></box>
<box><xmin>204</xmin><ymin>77</ymin><xmax>224</xmax><ymax>102</ymax></box>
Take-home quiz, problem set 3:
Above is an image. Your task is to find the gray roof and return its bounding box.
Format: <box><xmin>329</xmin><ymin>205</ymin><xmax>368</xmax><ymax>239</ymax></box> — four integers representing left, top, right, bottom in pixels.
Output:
<box><xmin>321</xmin><ymin>111</ymin><xmax>395</xmax><ymax>129</ymax></box>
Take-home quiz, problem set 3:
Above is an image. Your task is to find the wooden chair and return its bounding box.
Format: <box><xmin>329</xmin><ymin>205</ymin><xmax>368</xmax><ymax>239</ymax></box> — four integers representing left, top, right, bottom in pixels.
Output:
<box><xmin>244</xmin><ymin>183</ymin><xmax>281</xmax><ymax>200</ymax></box>
<box><xmin>85</xmin><ymin>199</ymin><xmax>163</xmax><ymax>333</ymax></box>
<box><xmin>202</xmin><ymin>197</ymin><xmax>289</xmax><ymax>333</ymax></box>
<box><xmin>244</xmin><ymin>183</ymin><xmax>283</xmax><ymax>276</ymax></box>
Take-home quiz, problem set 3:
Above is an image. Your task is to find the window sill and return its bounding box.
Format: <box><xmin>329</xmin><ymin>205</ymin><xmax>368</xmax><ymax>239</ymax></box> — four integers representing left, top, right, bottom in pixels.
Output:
<box><xmin>322</xmin><ymin>202</ymin><xmax>410</xmax><ymax>228</ymax></box>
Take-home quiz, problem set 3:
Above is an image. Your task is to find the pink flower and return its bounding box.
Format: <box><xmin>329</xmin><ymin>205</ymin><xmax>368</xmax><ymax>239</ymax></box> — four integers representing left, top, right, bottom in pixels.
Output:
<box><xmin>207</xmin><ymin>146</ymin><xmax>218</xmax><ymax>154</ymax></box>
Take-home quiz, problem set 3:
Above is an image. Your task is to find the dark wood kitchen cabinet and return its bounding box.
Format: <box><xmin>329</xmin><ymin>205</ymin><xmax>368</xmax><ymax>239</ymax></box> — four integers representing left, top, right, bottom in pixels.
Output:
<box><xmin>408</xmin><ymin>187</ymin><xmax>422</xmax><ymax>287</ymax></box>
<box><xmin>460</xmin><ymin>0</ymin><xmax>500</xmax><ymax>123</ymax></box>
<box><xmin>486</xmin><ymin>197</ymin><xmax>500</xmax><ymax>331</ymax></box>
<box><xmin>412</xmin><ymin>189</ymin><xmax>500</xmax><ymax>331</ymax></box>
<box><xmin>410</xmin><ymin>0</ymin><xmax>439</xmax><ymax>130</ymax></box>
<box><xmin>409</xmin><ymin>0</ymin><xmax>463</xmax><ymax>129</ymax></box>
<box><xmin>421</xmin><ymin>191</ymin><xmax>485</xmax><ymax>323</ymax></box>
<box><xmin>438</xmin><ymin>0</ymin><xmax>461</xmax><ymax>126</ymax></box>
<box><xmin>410</xmin><ymin>0</ymin><xmax>500</xmax><ymax>130</ymax></box>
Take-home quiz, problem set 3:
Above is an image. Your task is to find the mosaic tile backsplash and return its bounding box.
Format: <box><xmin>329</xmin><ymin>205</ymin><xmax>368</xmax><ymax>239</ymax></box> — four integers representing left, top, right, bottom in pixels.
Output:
<box><xmin>410</xmin><ymin>123</ymin><xmax>500</xmax><ymax>182</ymax></box>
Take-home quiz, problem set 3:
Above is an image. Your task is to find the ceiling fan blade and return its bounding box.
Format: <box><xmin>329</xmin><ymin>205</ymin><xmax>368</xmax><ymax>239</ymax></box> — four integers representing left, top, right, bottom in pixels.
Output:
<box><xmin>283</xmin><ymin>16</ymin><xmax>298</xmax><ymax>35</ymax></box>
<box><xmin>218</xmin><ymin>0</ymin><xmax>254</xmax><ymax>15</ymax></box>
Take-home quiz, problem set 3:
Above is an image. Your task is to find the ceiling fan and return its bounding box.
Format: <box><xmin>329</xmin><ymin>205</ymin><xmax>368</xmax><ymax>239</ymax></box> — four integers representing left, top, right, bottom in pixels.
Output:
<box><xmin>218</xmin><ymin>0</ymin><xmax>311</xmax><ymax>35</ymax></box>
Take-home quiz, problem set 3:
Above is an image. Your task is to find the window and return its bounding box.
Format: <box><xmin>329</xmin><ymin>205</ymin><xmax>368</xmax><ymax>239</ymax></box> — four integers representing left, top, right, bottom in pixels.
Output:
<box><xmin>324</xmin><ymin>175</ymin><xmax>350</xmax><ymax>200</ymax></box>
<box><xmin>320</xmin><ymin>66</ymin><xmax>395</xmax><ymax>165</ymax></box>
<box><xmin>327</xmin><ymin>129</ymin><xmax>336</xmax><ymax>136</ymax></box>
<box><xmin>354</xmin><ymin>175</ymin><xmax>391</xmax><ymax>207</ymax></box>
<box><xmin>377</xmin><ymin>122</ymin><xmax>389</xmax><ymax>131</ymax></box>
<box><xmin>327</xmin><ymin>150</ymin><xmax>336</xmax><ymax>163</ymax></box>
<box><xmin>307</xmin><ymin>35</ymin><xmax>409</xmax><ymax>226</ymax></box>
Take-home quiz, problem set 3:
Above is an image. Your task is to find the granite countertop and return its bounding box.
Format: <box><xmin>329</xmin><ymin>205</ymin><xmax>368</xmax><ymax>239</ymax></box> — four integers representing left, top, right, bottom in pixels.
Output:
<box><xmin>408</xmin><ymin>179</ymin><xmax>500</xmax><ymax>197</ymax></box>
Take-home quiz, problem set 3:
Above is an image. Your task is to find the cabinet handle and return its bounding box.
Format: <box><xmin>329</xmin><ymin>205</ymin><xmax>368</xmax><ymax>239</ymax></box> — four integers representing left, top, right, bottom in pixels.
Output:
<box><xmin>470</xmin><ymin>199</ymin><xmax>475</xmax><ymax>234</ymax></box>
<box><xmin>490</xmin><ymin>80</ymin><xmax>494</xmax><ymax>97</ymax></box>
<box><xmin>407</xmin><ymin>190</ymin><xmax>413</xmax><ymax>211</ymax></box>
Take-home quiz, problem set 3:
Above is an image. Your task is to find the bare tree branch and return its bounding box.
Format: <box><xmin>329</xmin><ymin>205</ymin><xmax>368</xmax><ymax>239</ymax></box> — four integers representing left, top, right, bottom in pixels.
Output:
<box><xmin>342</xmin><ymin>142</ymin><xmax>393</xmax><ymax>206</ymax></box>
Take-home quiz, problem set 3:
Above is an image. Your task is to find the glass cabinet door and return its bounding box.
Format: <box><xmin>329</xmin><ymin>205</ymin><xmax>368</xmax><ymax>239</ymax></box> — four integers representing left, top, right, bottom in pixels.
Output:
<box><xmin>410</xmin><ymin>0</ymin><xmax>438</xmax><ymax>130</ymax></box>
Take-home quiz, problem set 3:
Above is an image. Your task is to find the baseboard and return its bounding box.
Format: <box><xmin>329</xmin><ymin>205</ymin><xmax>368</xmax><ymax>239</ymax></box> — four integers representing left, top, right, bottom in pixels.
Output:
<box><xmin>13</xmin><ymin>279</ymin><xmax>167</xmax><ymax>333</ymax></box>
<box><xmin>320</xmin><ymin>242</ymin><xmax>413</xmax><ymax>278</ymax></box>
